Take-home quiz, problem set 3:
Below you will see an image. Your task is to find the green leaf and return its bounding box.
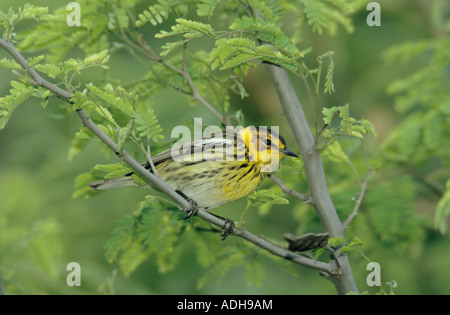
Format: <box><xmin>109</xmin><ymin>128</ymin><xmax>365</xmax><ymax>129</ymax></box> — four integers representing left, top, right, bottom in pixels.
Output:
<box><xmin>340</xmin><ymin>236</ymin><xmax>363</xmax><ymax>254</ymax></box>
<box><xmin>321</xmin><ymin>104</ymin><xmax>376</xmax><ymax>141</ymax></box>
<box><xmin>314</xmin><ymin>247</ymin><xmax>326</xmax><ymax>260</ymax></box>
<box><xmin>230</xmin><ymin>16</ymin><xmax>301</xmax><ymax>59</ymax></box>
<box><xmin>176</xmin><ymin>18</ymin><xmax>214</xmax><ymax>37</ymax></box>
<box><xmin>0</xmin><ymin>80</ymin><xmax>35</xmax><ymax>129</ymax></box>
<box><xmin>323</xmin><ymin>55</ymin><xmax>335</xmax><ymax>94</ymax></box>
<box><xmin>136</xmin><ymin>2</ymin><xmax>170</xmax><ymax>27</ymax></box>
<box><xmin>93</xmin><ymin>163</ymin><xmax>133</xmax><ymax>179</ymax></box>
<box><xmin>246</xmin><ymin>189</ymin><xmax>289</xmax><ymax>209</ymax></box>
<box><xmin>322</xmin><ymin>106</ymin><xmax>340</xmax><ymax>125</ymax></box>
<box><xmin>72</xmin><ymin>172</ymin><xmax>98</xmax><ymax>198</ymax></box>
<box><xmin>83</xmin><ymin>50</ymin><xmax>110</xmax><ymax>67</ymax></box>
<box><xmin>328</xmin><ymin>237</ymin><xmax>344</xmax><ymax>248</ymax></box>
<box><xmin>0</xmin><ymin>58</ymin><xmax>22</xmax><ymax>70</ymax></box>
<box><xmin>323</xmin><ymin>140</ymin><xmax>350</xmax><ymax>164</ymax></box>
<box><xmin>29</xmin><ymin>218</ymin><xmax>63</xmax><ymax>280</ymax></box>
<box><xmin>349</xmin><ymin>236</ymin><xmax>362</xmax><ymax>247</ymax></box>
<box><xmin>133</xmin><ymin>104</ymin><xmax>164</xmax><ymax>142</ymax></box>
<box><xmin>210</xmin><ymin>37</ymin><xmax>298</xmax><ymax>73</ymax></box>
<box><xmin>34</xmin><ymin>63</ymin><xmax>61</xmax><ymax>79</ymax></box>
<box><xmin>95</xmin><ymin>105</ymin><xmax>117</xmax><ymax>126</ymax></box>
<box><xmin>160</xmin><ymin>40</ymin><xmax>188</xmax><ymax>57</ymax></box>
<box><xmin>423</xmin><ymin>111</ymin><xmax>443</xmax><ymax>149</ymax></box>
<box><xmin>387</xmin><ymin>116</ymin><xmax>421</xmax><ymax>160</ymax></box>
<box><xmin>300</xmin><ymin>0</ymin><xmax>355</xmax><ymax>35</ymax></box>
<box><xmin>156</xmin><ymin>18</ymin><xmax>214</xmax><ymax>39</ymax></box>
<box><xmin>0</xmin><ymin>4</ymin><xmax>48</xmax><ymax>32</ymax></box>
<box><xmin>116</xmin><ymin>120</ymin><xmax>134</xmax><ymax>153</ymax></box>
<box><xmin>18</xmin><ymin>4</ymin><xmax>48</xmax><ymax>21</ymax></box>
<box><xmin>192</xmin><ymin>232</ymin><xmax>217</xmax><ymax>268</ymax></box>
<box><xmin>366</xmin><ymin>175</ymin><xmax>424</xmax><ymax>245</ymax></box>
<box><xmin>104</xmin><ymin>215</ymin><xmax>137</xmax><ymax>264</ymax></box>
<box><xmin>360</xmin><ymin>119</ymin><xmax>377</xmax><ymax>139</ymax></box>
<box><xmin>197</xmin><ymin>247</ymin><xmax>245</xmax><ymax>290</ymax></box>
<box><xmin>245</xmin><ymin>256</ymin><xmax>265</xmax><ymax>287</ymax></box>
<box><xmin>68</xmin><ymin>126</ymin><xmax>94</xmax><ymax>161</ymax></box>
<box><xmin>27</xmin><ymin>55</ymin><xmax>45</xmax><ymax>67</ymax></box>
<box><xmin>87</xmin><ymin>84</ymin><xmax>134</xmax><ymax>116</ymax></box>
<box><xmin>197</xmin><ymin>0</ymin><xmax>220</xmax><ymax>17</ymax></box>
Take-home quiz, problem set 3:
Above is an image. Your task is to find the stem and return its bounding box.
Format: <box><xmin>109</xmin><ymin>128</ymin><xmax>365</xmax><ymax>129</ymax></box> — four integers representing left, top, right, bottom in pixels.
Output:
<box><xmin>182</xmin><ymin>43</ymin><xmax>230</xmax><ymax>125</ymax></box>
<box><xmin>265</xmin><ymin>63</ymin><xmax>358</xmax><ymax>294</ymax></box>
<box><xmin>343</xmin><ymin>168</ymin><xmax>372</xmax><ymax>229</ymax></box>
<box><xmin>0</xmin><ymin>37</ymin><xmax>335</xmax><ymax>276</ymax></box>
<box><xmin>134</xmin><ymin>34</ymin><xmax>230</xmax><ymax>125</ymax></box>
<box><xmin>315</xmin><ymin>60</ymin><xmax>323</xmax><ymax>140</ymax></box>
<box><xmin>269</xmin><ymin>174</ymin><xmax>313</xmax><ymax>204</ymax></box>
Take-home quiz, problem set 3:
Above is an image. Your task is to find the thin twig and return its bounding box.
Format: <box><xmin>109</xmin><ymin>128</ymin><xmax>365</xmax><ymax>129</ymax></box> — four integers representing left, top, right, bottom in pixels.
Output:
<box><xmin>235</xmin><ymin>2</ymin><xmax>359</xmax><ymax>293</ymax></box>
<box><xmin>343</xmin><ymin>141</ymin><xmax>373</xmax><ymax>229</ymax></box>
<box><xmin>135</xmin><ymin>34</ymin><xmax>230</xmax><ymax>125</ymax></box>
<box><xmin>266</xmin><ymin>62</ymin><xmax>358</xmax><ymax>294</ymax></box>
<box><xmin>182</xmin><ymin>43</ymin><xmax>230</xmax><ymax>125</ymax></box>
<box><xmin>268</xmin><ymin>174</ymin><xmax>313</xmax><ymax>205</ymax></box>
<box><xmin>343</xmin><ymin>168</ymin><xmax>372</xmax><ymax>230</ymax></box>
<box><xmin>146</xmin><ymin>137</ymin><xmax>159</xmax><ymax>176</ymax></box>
<box><xmin>0</xmin><ymin>37</ymin><xmax>334</xmax><ymax>275</ymax></box>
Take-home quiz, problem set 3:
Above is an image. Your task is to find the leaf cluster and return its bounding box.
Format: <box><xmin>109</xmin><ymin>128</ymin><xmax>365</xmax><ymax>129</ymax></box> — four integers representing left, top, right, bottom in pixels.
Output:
<box><xmin>0</xmin><ymin>0</ymin><xmax>373</xmax><ymax>291</ymax></box>
<box><xmin>381</xmin><ymin>12</ymin><xmax>450</xmax><ymax>234</ymax></box>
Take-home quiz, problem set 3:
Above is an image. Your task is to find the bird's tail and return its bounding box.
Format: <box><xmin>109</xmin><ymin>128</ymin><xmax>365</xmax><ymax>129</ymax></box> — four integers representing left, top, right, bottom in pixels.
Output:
<box><xmin>88</xmin><ymin>177</ymin><xmax>140</xmax><ymax>191</ymax></box>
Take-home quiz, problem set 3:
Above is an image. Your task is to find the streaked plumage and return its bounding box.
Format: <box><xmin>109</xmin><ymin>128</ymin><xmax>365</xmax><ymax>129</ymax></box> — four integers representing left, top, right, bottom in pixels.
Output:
<box><xmin>89</xmin><ymin>126</ymin><xmax>298</xmax><ymax>209</ymax></box>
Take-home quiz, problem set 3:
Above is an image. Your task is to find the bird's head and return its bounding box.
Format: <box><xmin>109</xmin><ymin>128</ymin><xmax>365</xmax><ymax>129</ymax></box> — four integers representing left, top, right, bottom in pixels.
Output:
<box><xmin>239</xmin><ymin>126</ymin><xmax>298</xmax><ymax>171</ymax></box>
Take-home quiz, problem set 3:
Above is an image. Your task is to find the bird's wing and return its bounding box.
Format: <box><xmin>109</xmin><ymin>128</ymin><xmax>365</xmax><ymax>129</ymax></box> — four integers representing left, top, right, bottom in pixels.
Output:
<box><xmin>150</xmin><ymin>136</ymin><xmax>238</xmax><ymax>166</ymax></box>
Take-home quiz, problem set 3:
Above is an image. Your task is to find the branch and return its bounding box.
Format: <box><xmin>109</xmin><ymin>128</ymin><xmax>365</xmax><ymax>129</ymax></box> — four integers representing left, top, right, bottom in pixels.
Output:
<box><xmin>133</xmin><ymin>34</ymin><xmax>230</xmax><ymax>125</ymax></box>
<box><xmin>182</xmin><ymin>43</ymin><xmax>231</xmax><ymax>125</ymax></box>
<box><xmin>146</xmin><ymin>137</ymin><xmax>159</xmax><ymax>176</ymax></box>
<box><xmin>268</xmin><ymin>174</ymin><xmax>313</xmax><ymax>205</ymax></box>
<box><xmin>117</xmin><ymin>31</ymin><xmax>228</xmax><ymax>124</ymax></box>
<box><xmin>265</xmin><ymin>63</ymin><xmax>358</xmax><ymax>294</ymax></box>
<box><xmin>343</xmin><ymin>168</ymin><xmax>372</xmax><ymax>229</ymax></box>
<box><xmin>0</xmin><ymin>38</ymin><xmax>334</xmax><ymax>275</ymax></box>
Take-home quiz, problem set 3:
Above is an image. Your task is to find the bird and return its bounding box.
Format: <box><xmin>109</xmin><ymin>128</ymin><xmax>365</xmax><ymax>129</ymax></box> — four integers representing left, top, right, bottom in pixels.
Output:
<box><xmin>89</xmin><ymin>126</ymin><xmax>298</xmax><ymax>213</ymax></box>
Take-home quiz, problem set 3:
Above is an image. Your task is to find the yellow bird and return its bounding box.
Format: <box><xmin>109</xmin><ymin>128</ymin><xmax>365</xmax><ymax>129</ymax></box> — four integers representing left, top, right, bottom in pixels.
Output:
<box><xmin>89</xmin><ymin>126</ymin><xmax>298</xmax><ymax>211</ymax></box>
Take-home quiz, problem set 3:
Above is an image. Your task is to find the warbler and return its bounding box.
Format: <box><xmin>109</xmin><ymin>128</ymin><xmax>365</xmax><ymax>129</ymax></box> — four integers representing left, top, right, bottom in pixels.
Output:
<box><xmin>89</xmin><ymin>126</ymin><xmax>298</xmax><ymax>210</ymax></box>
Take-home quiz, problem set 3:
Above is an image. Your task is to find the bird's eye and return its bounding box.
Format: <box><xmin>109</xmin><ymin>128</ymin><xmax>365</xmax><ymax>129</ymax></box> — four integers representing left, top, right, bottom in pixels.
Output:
<box><xmin>266</xmin><ymin>139</ymin><xmax>271</xmax><ymax>146</ymax></box>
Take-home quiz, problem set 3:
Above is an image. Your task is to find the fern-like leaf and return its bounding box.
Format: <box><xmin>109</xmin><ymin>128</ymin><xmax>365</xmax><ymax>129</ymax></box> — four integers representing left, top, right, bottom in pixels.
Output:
<box><xmin>300</xmin><ymin>0</ymin><xmax>355</xmax><ymax>35</ymax></box>
<box><xmin>197</xmin><ymin>0</ymin><xmax>220</xmax><ymax>17</ymax></box>
<box><xmin>0</xmin><ymin>80</ymin><xmax>35</xmax><ymax>129</ymax></box>
<box><xmin>136</xmin><ymin>1</ymin><xmax>170</xmax><ymax>27</ymax></box>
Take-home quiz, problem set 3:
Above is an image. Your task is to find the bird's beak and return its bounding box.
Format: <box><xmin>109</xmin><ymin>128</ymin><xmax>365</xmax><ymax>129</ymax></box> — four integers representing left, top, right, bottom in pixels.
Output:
<box><xmin>280</xmin><ymin>148</ymin><xmax>298</xmax><ymax>158</ymax></box>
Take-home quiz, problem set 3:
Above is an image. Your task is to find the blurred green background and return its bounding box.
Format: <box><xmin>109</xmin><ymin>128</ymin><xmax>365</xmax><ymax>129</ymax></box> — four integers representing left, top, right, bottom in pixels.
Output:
<box><xmin>0</xmin><ymin>0</ymin><xmax>449</xmax><ymax>294</ymax></box>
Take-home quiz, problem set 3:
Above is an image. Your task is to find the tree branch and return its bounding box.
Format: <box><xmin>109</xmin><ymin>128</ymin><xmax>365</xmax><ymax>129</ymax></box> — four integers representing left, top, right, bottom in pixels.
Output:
<box><xmin>343</xmin><ymin>168</ymin><xmax>372</xmax><ymax>229</ymax></box>
<box><xmin>234</xmin><ymin>6</ymin><xmax>357</xmax><ymax>293</ymax></box>
<box><xmin>0</xmin><ymin>37</ymin><xmax>334</xmax><ymax>275</ymax></box>
<box><xmin>133</xmin><ymin>34</ymin><xmax>230</xmax><ymax>125</ymax></box>
<box><xmin>269</xmin><ymin>174</ymin><xmax>313</xmax><ymax>205</ymax></box>
<box><xmin>265</xmin><ymin>63</ymin><xmax>358</xmax><ymax>294</ymax></box>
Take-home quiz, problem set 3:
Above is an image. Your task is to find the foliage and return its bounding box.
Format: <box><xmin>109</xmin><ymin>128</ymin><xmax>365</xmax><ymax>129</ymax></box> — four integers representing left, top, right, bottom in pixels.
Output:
<box><xmin>0</xmin><ymin>0</ymin><xmax>449</xmax><ymax>295</ymax></box>
<box><xmin>381</xmin><ymin>5</ymin><xmax>450</xmax><ymax>234</ymax></box>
